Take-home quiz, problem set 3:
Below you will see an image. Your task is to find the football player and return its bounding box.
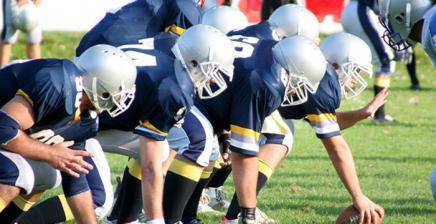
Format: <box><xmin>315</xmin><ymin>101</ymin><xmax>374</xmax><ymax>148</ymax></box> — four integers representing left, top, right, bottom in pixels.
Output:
<box><xmin>341</xmin><ymin>0</ymin><xmax>397</xmax><ymax>124</ymax></box>
<box><xmin>17</xmin><ymin>25</ymin><xmax>235</xmax><ymax>224</ymax></box>
<box><xmin>378</xmin><ymin>0</ymin><xmax>435</xmax><ymax>65</ymax></box>
<box><xmin>75</xmin><ymin>0</ymin><xmax>201</xmax><ymax>55</ymax></box>
<box><xmin>224</xmin><ymin>33</ymin><xmax>387</xmax><ymax>224</ymax></box>
<box><xmin>377</xmin><ymin>0</ymin><xmax>436</xmax><ymax>203</ymax></box>
<box><xmin>0</xmin><ymin>0</ymin><xmax>42</xmax><ymax>66</ymax></box>
<box><xmin>162</xmin><ymin>34</ymin><xmax>327</xmax><ymax>224</ymax></box>
<box><xmin>0</xmin><ymin>45</ymin><xmax>137</xmax><ymax>224</ymax></box>
<box><xmin>201</xmin><ymin>4</ymin><xmax>317</xmax><ymax>222</ymax></box>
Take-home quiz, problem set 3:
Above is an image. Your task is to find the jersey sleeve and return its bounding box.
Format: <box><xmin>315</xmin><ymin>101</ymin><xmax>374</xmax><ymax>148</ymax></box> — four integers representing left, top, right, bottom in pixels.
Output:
<box><xmin>133</xmin><ymin>83</ymin><xmax>191</xmax><ymax>141</ymax></box>
<box><xmin>303</xmin><ymin>96</ymin><xmax>340</xmax><ymax>139</ymax></box>
<box><xmin>229</xmin><ymin>70</ymin><xmax>282</xmax><ymax>156</ymax></box>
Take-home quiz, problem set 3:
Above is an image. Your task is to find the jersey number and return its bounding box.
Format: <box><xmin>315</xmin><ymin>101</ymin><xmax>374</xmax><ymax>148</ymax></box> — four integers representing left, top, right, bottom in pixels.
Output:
<box><xmin>118</xmin><ymin>38</ymin><xmax>157</xmax><ymax>67</ymax></box>
<box><xmin>30</xmin><ymin>129</ymin><xmax>65</xmax><ymax>145</ymax></box>
<box><xmin>230</xmin><ymin>35</ymin><xmax>259</xmax><ymax>59</ymax></box>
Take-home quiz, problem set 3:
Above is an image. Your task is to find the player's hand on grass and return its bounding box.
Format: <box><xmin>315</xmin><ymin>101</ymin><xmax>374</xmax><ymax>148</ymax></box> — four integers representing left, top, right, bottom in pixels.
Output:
<box><xmin>363</xmin><ymin>87</ymin><xmax>389</xmax><ymax>118</ymax></box>
<box><xmin>48</xmin><ymin>141</ymin><xmax>94</xmax><ymax>178</ymax></box>
<box><xmin>353</xmin><ymin>194</ymin><xmax>384</xmax><ymax>224</ymax></box>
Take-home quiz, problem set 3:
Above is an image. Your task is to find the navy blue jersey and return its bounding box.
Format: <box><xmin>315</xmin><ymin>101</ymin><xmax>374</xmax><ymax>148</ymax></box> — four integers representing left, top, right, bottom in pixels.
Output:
<box><xmin>357</xmin><ymin>0</ymin><xmax>379</xmax><ymax>14</ymax></box>
<box><xmin>228</xmin><ymin>21</ymin><xmax>275</xmax><ymax>41</ymax></box>
<box><xmin>75</xmin><ymin>0</ymin><xmax>200</xmax><ymax>56</ymax></box>
<box><xmin>0</xmin><ymin>59</ymin><xmax>97</xmax><ymax>146</ymax></box>
<box><xmin>279</xmin><ymin>66</ymin><xmax>341</xmax><ymax>139</ymax></box>
<box><xmin>195</xmin><ymin>36</ymin><xmax>285</xmax><ymax>155</ymax></box>
<box><xmin>99</xmin><ymin>51</ymin><xmax>194</xmax><ymax>141</ymax></box>
<box><xmin>117</xmin><ymin>32</ymin><xmax>178</xmax><ymax>59</ymax></box>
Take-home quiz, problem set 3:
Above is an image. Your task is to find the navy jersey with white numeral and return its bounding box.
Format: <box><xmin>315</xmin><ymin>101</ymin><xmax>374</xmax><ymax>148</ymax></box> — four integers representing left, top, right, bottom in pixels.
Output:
<box><xmin>0</xmin><ymin>59</ymin><xmax>97</xmax><ymax>146</ymax></box>
<box><xmin>194</xmin><ymin>36</ymin><xmax>285</xmax><ymax>155</ymax></box>
<box><xmin>278</xmin><ymin>66</ymin><xmax>341</xmax><ymax>139</ymax></box>
<box><xmin>75</xmin><ymin>0</ymin><xmax>200</xmax><ymax>57</ymax></box>
<box><xmin>98</xmin><ymin>48</ymin><xmax>194</xmax><ymax>141</ymax></box>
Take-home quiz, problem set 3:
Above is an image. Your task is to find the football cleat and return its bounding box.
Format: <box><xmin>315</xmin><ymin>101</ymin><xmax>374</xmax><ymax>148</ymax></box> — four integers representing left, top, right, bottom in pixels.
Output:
<box><xmin>206</xmin><ymin>187</ymin><xmax>230</xmax><ymax>210</ymax></box>
<box><xmin>221</xmin><ymin>216</ymin><xmax>239</xmax><ymax>224</ymax></box>
<box><xmin>254</xmin><ymin>208</ymin><xmax>276</xmax><ymax>224</ymax></box>
<box><xmin>197</xmin><ymin>190</ymin><xmax>221</xmax><ymax>214</ymax></box>
<box><xmin>373</xmin><ymin>114</ymin><xmax>396</xmax><ymax>125</ymax></box>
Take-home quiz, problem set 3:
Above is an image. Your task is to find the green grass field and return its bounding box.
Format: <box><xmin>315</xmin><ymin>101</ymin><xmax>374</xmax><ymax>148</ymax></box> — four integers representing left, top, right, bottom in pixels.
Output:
<box><xmin>11</xmin><ymin>32</ymin><xmax>436</xmax><ymax>223</ymax></box>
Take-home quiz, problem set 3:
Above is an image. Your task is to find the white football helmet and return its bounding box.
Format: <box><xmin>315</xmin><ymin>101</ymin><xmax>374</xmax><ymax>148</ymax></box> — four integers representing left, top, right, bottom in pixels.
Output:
<box><xmin>272</xmin><ymin>36</ymin><xmax>327</xmax><ymax>106</ymax></box>
<box><xmin>172</xmin><ymin>24</ymin><xmax>235</xmax><ymax>99</ymax></box>
<box><xmin>268</xmin><ymin>4</ymin><xmax>319</xmax><ymax>42</ymax></box>
<box><xmin>378</xmin><ymin>0</ymin><xmax>432</xmax><ymax>50</ymax></box>
<box><xmin>320</xmin><ymin>32</ymin><xmax>373</xmax><ymax>99</ymax></box>
<box><xmin>201</xmin><ymin>6</ymin><xmax>248</xmax><ymax>34</ymax></box>
<box><xmin>12</xmin><ymin>2</ymin><xmax>40</xmax><ymax>33</ymax></box>
<box><xmin>75</xmin><ymin>45</ymin><xmax>137</xmax><ymax>117</ymax></box>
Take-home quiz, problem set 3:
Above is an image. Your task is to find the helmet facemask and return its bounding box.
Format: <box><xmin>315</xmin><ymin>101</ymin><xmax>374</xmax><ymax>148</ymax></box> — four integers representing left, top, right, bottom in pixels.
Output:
<box><xmin>173</xmin><ymin>44</ymin><xmax>234</xmax><ymax>99</ymax></box>
<box><xmin>84</xmin><ymin>77</ymin><xmax>136</xmax><ymax>117</ymax></box>
<box><xmin>379</xmin><ymin>16</ymin><xmax>411</xmax><ymax>51</ymax></box>
<box><xmin>337</xmin><ymin>62</ymin><xmax>372</xmax><ymax>99</ymax></box>
<box><xmin>281</xmin><ymin>69</ymin><xmax>316</xmax><ymax>107</ymax></box>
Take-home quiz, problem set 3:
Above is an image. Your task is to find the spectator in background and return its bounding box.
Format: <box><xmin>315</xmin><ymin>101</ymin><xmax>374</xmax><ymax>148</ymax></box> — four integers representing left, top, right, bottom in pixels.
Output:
<box><xmin>261</xmin><ymin>0</ymin><xmax>305</xmax><ymax>20</ymax></box>
<box><xmin>0</xmin><ymin>0</ymin><xmax>42</xmax><ymax>67</ymax></box>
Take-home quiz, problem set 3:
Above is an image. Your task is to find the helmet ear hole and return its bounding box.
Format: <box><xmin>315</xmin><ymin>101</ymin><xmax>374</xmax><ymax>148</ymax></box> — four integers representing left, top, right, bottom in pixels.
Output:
<box><xmin>101</xmin><ymin>92</ymin><xmax>110</xmax><ymax>100</ymax></box>
<box><xmin>191</xmin><ymin>60</ymin><xmax>199</xmax><ymax>67</ymax></box>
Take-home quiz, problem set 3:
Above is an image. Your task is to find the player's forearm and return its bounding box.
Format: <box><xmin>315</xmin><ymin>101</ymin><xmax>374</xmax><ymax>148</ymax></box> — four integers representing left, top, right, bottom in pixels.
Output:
<box><xmin>322</xmin><ymin>136</ymin><xmax>363</xmax><ymax>199</ymax></box>
<box><xmin>3</xmin><ymin>130</ymin><xmax>53</xmax><ymax>162</ymax></box>
<box><xmin>336</xmin><ymin>109</ymin><xmax>368</xmax><ymax>130</ymax></box>
<box><xmin>139</xmin><ymin>136</ymin><xmax>164</xmax><ymax>219</ymax></box>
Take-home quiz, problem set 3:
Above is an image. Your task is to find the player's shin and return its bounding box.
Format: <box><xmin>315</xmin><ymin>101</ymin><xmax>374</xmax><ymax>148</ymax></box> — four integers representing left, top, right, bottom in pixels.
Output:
<box><xmin>17</xmin><ymin>194</ymin><xmax>74</xmax><ymax>224</ymax></box>
<box><xmin>181</xmin><ymin>169</ymin><xmax>213</xmax><ymax>223</ymax></box>
<box><xmin>225</xmin><ymin>159</ymin><xmax>273</xmax><ymax>220</ymax></box>
<box><xmin>231</xmin><ymin>152</ymin><xmax>258</xmax><ymax>221</ymax></box>
<box><xmin>163</xmin><ymin>157</ymin><xmax>204</xmax><ymax>223</ymax></box>
<box><xmin>0</xmin><ymin>193</ymin><xmax>39</xmax><ymax>223</ymax></box>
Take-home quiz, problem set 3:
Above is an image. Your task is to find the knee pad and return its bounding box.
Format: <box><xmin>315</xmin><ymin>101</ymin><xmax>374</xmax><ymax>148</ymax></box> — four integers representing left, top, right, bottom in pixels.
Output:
<box><xmin>0</xmin><ymin>150</ymin><xmax>61</xmax><ymax>195</ymax></box>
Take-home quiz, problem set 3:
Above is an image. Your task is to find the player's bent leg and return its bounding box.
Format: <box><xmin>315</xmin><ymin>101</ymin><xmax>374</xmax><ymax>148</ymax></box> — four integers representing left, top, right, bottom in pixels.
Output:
<box><xmin>84</xmin><ymin>138</ymin><xmax>114</xmax><ymax>220</ymax></box>
<box><xmin>164</xmin><ymin>156</ymin><xmax>204</xmax><ymax>223</ymax></box>
<box><xmin>17</xmin><ymin>194</ymin><xmax>75</xmax><ymax>224</ymax></box>
<box><xmin>25</xmin><ymin>26</ymin><xmax>42</xmax><ymax>60</ymax></box>
<box><xmin>66</xmin><ymin>191</ymin><xmax>96</xmax><ymax>224</ymax></box>
<box><xmin>182</xmin><ymin>162</ymin><xmax>216</xmax><ymax>223</ymax></box>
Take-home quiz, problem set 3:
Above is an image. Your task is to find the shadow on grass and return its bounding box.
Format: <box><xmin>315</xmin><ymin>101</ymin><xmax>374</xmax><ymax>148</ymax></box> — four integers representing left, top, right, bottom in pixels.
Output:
<box><xmin>289</xmin><ymin>155</ymin><xmax>435</xmax><ymax>163</ymax></box>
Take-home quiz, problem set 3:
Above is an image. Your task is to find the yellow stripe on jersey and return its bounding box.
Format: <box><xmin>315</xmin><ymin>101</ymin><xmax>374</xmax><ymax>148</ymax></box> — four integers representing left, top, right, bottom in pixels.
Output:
<box><xmin>12</xmin><ymin>195</ymin><xmax>35</xmax><ymax>211</ymax></box>
<box><xmin>16</xmin><ymin>89</ymin><xmax>34</xmax><ymax>107</ymax></box>
<box><xmin>375</xmin><ymin>76</ymin><xmax>391</xmax><ymax>88</ymax></box>
<box><xmin>165</xmin><ymin>24</ymin><xmax>186</xmax><ymax>36</ymax></box>
<box><xmin>306</xmin><ymin>113</ymin><xmax>337</xmax><ymax>122</ymax></box>
<box><xmin>127</xmin><ymin>158</ymin><xmax>142</xmax><ymax>180</ymax></box>
<box><xmin>258</xmin><ymin>159</ymin><xmax>273</xmax><ymax>179</ymax></box>
<box><xmin>58</xmin><ymin>194</ymin><xmax>74</xmax><ymax>221</ymax></box>
<box><xmin>140</xmin><ymin>120</ymin><xmax>168</xmax><ymax>136</ymax></box>
<box><xmin>168</xmin><ymin>158</ymin><xmax>203</xmax><ymax>182</ymax></box>
<box><xmin>200</xmin><ymin>170</ymin><xmax>212</xmax><ymax>179</ymax></box>
<box><xmin>230</xmin><ymin>125</ymin><xmax>260</xmax><ymax>141</ymax></box>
